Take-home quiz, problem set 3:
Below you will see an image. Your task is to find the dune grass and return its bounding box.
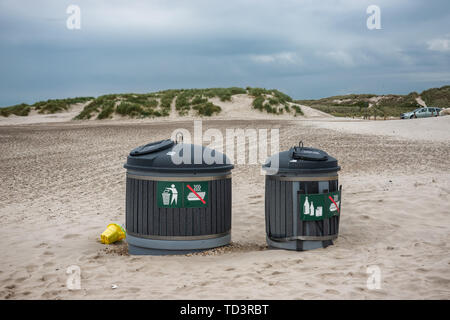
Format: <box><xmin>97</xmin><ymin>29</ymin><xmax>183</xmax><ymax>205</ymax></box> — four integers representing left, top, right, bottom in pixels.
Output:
<box><xmin>192</xmin><ymin>102</ymin><xmax>222</xmax><ymax>116</ymax></box>
<box><xmin>33</xmin><ymin>97</ymin><xmax>93</xmax><ymax>114</ymax></box>
<box><xmin>0</xmin><ymin>97</ymin><xmax>93</xmax><ymax>117</ymax></box>
<box><xmin>1</xmin><ymin>87</ymin><xmax>297</xmax><ymax>119</ymax></box>
<box><xmin>0</xmin><ymin>103</ymin><xmax>31</xmax><ymax>117</ymax></box>
<box><xmin>295</xmin><ymin>91</ymin><xmax>425</xmax><ymax>118</ymax></box>
<box><xmin>421</xmin><ymin>85</ymin><xmax>450</xmax><ymax>108</ymax></box>
<box><xmin>247</xmin><ymin>87</ymin><xmax>296</xmax><ymax>115</ymax></box>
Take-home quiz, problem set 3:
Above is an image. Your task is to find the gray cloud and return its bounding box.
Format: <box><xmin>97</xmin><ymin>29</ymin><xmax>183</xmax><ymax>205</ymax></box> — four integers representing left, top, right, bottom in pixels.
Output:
<box><xmin>0</xmin><ymin>0</ymin><xmax>449</xmax><ymax>106</ymax></box>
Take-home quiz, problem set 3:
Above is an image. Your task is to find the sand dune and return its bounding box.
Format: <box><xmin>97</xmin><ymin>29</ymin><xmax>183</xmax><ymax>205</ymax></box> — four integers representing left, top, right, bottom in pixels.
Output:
<box><xmin>0</xmin><ymin>95</ymin><xmax>316</xmax><ymax>127</ymax></box>
<box><xmin>0</xmin><ymin>116</ymin><xmax>449</xmax><ymax>299</ymax></box>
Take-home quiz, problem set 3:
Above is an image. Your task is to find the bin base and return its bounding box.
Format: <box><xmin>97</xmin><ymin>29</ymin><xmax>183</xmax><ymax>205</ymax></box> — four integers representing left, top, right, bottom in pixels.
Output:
<box><xmin>266</xmin><ymin>235</ymin><xmax>333</xmax><ymax>251</ymax></box>
<box><xmin>126</xmin><ymin>233</ymin><xmax>231</xmax><ymax>255</ymax></box>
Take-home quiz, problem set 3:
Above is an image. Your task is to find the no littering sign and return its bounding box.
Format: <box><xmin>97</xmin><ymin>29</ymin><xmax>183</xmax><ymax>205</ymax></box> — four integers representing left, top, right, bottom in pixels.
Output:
<box><xmin>157</xmin><ymin>181</ymin><xmax>209</xmax><ymax>208</ymax></box>
<box><xmin>299</xmin><ymin>190</ymin><xmax>341</xmax><ymax>221</ymax></box>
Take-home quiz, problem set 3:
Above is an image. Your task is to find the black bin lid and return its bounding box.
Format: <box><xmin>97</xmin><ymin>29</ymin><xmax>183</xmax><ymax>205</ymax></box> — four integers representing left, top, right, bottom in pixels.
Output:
<box><xmin>124</xmin><ymin>139</ymin><xmax>234</xmax><ymax>173</ymax></box>
<box><xmin>262</xmin><ymin>141</ymin><xmax>340</xmax><ymax>174</ymax></box>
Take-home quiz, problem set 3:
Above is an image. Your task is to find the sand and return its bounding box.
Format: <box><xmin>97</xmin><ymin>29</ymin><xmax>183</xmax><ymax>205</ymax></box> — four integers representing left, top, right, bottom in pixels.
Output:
<box><xmin>307</xmin><ymin>116</ymin><xmax>450</xmax><ymax>142</ymax></box>
<box><xmin>0</xmin><ymin>103</ymin><xmax>88</xmax><ymax>126</ymax></box>
<box><xmin>0</xmin><ymin>112</ymin><xmax>449</xmax><ymax>299</ymax></box>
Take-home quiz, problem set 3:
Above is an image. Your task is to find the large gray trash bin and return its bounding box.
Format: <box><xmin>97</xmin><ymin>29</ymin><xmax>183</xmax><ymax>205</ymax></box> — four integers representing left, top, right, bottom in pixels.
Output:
<box><xmin>262</xmin><ymin>142</ymin><xmax>342</xmax><ymax>251</ymax></box>
<box><xmin>124</xmin><ymin>139</ymin><xmax>234</xmax><ymax>255</ymax></box>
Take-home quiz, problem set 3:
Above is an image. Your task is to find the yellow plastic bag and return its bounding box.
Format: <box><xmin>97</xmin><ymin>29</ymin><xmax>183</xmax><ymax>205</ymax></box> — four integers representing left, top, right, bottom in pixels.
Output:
<box><xmin>100</xmin><ymin>223</ymin><xmax>126</xmax><ymax>244</ymax></box>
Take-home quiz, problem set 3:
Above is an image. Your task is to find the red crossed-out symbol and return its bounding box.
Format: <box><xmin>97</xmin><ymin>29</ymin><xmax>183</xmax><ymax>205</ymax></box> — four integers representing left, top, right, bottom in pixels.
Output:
<box><xmin>186</xmin><ymin>184</ymin><xmax>206</xmax><ymax>204</ymax></box>
<box><xmin>328</xmin><ymin>196</ymin><xmax>340</xmax><ymax>213</ymax></box>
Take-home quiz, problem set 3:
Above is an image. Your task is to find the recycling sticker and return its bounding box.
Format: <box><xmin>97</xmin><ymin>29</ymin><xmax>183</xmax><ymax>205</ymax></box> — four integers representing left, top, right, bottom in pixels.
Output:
<box><xmin>299</xmin><ymin>190</ymin><xmax>341</xmax><ymax>221</ymax></box>
<box><xmin>157</xmin><ymin>181</ymin><xmax>209</xmax><ymax>208</ymax></box>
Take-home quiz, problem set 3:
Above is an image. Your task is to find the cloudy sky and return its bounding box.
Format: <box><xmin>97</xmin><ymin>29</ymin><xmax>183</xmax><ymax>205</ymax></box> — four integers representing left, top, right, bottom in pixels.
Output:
<box><xmin>0</xmin><ymin>0</ymin><xmax>449</xmax><ymax>106</ymax></box>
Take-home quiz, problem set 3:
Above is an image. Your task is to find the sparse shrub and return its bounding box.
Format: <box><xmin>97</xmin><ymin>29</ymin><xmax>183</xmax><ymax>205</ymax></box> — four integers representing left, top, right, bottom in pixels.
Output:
<box><xmin>292</xmin><ymin>105</ymin><xmax>303</xmax><ymax>116</ymax></box>
<box><xmin>420</xmin><ymin>85</ymin><xmax>450</xmax><ymax>108</ymax></box>
<box><xmin>191</xmin><ymin>95</ymin><xmax>208</xmax><ymax>105</ymax></box>
<box><xmin>175</xmin><ymin>92</ymin><xmax>191</xmax><ymax>114</ymax></box>
<box><xmin>252</xmin><ymin>96</ymin><xmax>265</xmax><ymax>110</ymax></box>
<box><xmin>272</xmin><ymin>89</ymin><xmax>293</xmax><ymax>103</ymax></box>
<box><xmin>97</xmin><ymin>101</ymin><xmax>115</xmax><ymax>119</ymax></box>
<box><xmin>248</xmin><ymin>87</ymin><xmax>267</xmax><ymax>97</ymax></box>
<box><xmin>116</xmin><ymin>102</ymin><xmax>143</xmax><ymax>117</ymax></box>
<box><xmin>192</xmin><ymin>102</ymin><xmax>221</xmax><ymax>116</ymax></box>
<box><xmin>146</xmin><ymin>99</ymin><xmax>159</xmax><ymax>109</ymax></box>
<box><xmin>160</xmin><ymin>90</ymin><xmax>177</xmax><ymax>111</ymax></box>
<box><xmin>0</xmin><ymin>103</ymin><xmax>31</xmax><ymax>117</ymax></box>
<box><xmin>268</xmin><ymin>97</ymin><xmax>280</xmax><ymax>106</ymax></box>
<box><xmin>229</xmin><ymin>87</ymin><xmax>246</xmax><ymax>95</ymax></box>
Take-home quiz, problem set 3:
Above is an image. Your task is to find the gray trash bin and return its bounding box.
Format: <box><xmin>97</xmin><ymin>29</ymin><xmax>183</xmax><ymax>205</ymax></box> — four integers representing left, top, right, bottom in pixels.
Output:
<box><xmin>262</xmin><ymin>141</ymin><xmax>342</xmax><ymax>251</ymax></box>
<box><xmin>124</xmin><ymin>139</ymin><xmax>234</xmax><ymax>255</ymax></box>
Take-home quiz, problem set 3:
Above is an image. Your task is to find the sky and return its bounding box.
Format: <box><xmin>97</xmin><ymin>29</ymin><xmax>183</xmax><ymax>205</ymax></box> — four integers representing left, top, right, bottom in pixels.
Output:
<box><xmin>0</xmin><ymin>0</ymin><xmax>449</xmax><ymax>106</ymax></box>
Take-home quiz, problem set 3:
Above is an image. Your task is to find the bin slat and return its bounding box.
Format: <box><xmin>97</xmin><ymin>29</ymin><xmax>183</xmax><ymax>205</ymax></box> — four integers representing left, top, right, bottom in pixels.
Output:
<box><xmin>280</xmin><ymin>181</ymin><xmax>286</xmax><ymax>236</ymax></box>
<box><xmin>138</xmin><ymin>180</ymin><xmax>143</xmax><ymax>234</ymax></box>
<box><xmin>286</xmin><ymin>181</ymin><xmax>293</xmax><ymax>237</ymax></box>
<box><xmin>269</xmin><ymin>179</ymin><xmax>276</xmax><ymax>236</ymax></box>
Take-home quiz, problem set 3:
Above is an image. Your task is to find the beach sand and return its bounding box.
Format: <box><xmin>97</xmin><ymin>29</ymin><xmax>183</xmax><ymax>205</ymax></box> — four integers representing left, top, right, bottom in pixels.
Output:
<box><xmin>0</xmin><ymin>114</ymin><xmax>449</xmax><ymax>299</ymax></box>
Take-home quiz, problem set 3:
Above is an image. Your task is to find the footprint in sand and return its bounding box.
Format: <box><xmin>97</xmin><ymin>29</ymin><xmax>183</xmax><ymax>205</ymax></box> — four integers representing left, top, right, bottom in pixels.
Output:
<box><xmin>63</xmin><ymin>234</ymin><xmax>79</xmax><ymax>239</ymax></box>
<box><xmin>324</xmin><ymin>289</ymin><xmax>340</xmax><ymax>295</ymax></box>
<box><xmin>34</xmin><ymin>242</ymin><xmax>48</xmax><ymax>249</ymax></box>
<box><xmin>15</xmin><ymin>277</ymin><xmax>28</xmax><ymax>284</ymax></box>
<box><xmin>26</xmin><ymin>264</ymin><xmax>38</xmax><ymax>273</ymax></box>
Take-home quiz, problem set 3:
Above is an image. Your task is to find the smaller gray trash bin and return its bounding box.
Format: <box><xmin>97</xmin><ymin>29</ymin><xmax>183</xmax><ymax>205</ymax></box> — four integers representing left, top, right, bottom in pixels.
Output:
<box><xmin>262</xmin><ymin>141</ymin><xmax>342</xmax><ymax>251</ymax></box>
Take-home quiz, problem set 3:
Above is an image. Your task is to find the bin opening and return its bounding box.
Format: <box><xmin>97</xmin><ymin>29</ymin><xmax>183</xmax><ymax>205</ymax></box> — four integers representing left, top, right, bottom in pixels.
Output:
<box><xmin>291</xmin><ymin>146</ymin><xmax>328</xmax><ymax>161</ymax></box>
<box><xmin>130</xmin><ymin>139</ymin><xmax>174</xmax><ymax>156</ymax></box>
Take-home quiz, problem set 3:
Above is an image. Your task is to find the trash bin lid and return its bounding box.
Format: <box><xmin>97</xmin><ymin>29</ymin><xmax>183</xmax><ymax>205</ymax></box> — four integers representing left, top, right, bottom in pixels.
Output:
<box><xmin>262</xmin><ymin>141</ymin><xmax>340</xmax><ymax>174</ymax></box>
<box><xmin>130</xmin><ymin>139</ymin><xmax>175</xmax><ymax>156</ymax></box>
<box><xmin>124</xmin><ymin>139</ymin><xmax>234</xmax><ymax>173</ymax></box>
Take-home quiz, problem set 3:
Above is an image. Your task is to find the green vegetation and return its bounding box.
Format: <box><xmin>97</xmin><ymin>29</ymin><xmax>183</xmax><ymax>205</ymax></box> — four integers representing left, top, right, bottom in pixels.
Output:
<box><xmin>33</xmin><ymin>97</ymin><xmax>94</xmax><ymax>114</ymax></box>
<box><xmin>96</xmin><ymin>100</ymin><xmax>116</xmax><ymax>119</ymax></box>
<box><xmin>72</xmin><ymin>87</ymin><xmax>249</xmax><ymax>119</ymax></box>
<box><xmin>175</xmin><ymin>91</ymin><xmax>192</xmax><ymax>115</ymax></box>
<box><xmin>1</xmin><ymin>87</ymin><xmax>299</xmax><ymax>119</ymax></box>
<box><xmin>421</xmin><ymin>85</ymin><xmax>450</xmax><ymax>108</ymax></box>
<box><xmin>247</xmin><ymin>87</ymin><xmax>296</xmax><ymax>115</ymax></box>
<box><xmin>291</xmin><ymin>104</ymin><xmax>304</xmax><ymax>116</ymax></box>
<box><xmin>11</xmin><ymin>85</ymin><xmax>448</xmax><ymax>120</ymax></box>
<box><xmin>192</xmin><ymin>102</ymin><xmax>222</xmax><ymax>116</ymax></box>
<box><xmin>0</xmin><ymin>103</ymin><xmax>31</xmax><ymax>117</ymax></box>
<box><xmin>0</xmin><ymin>97</ymin><xmax>94</xmax><ymax>117</ymax></box>
<box><xmin>296</xmin><ymin>91</ymin><xmax>425</xmax><ymax>118</ymax></box>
